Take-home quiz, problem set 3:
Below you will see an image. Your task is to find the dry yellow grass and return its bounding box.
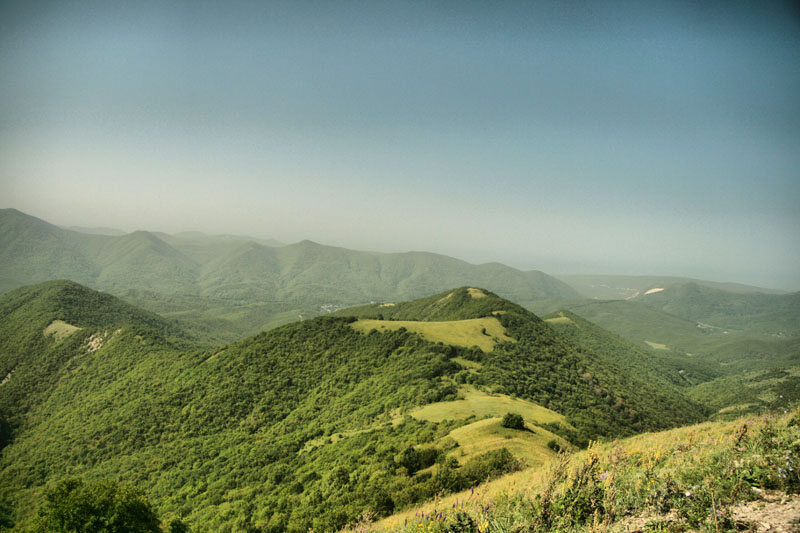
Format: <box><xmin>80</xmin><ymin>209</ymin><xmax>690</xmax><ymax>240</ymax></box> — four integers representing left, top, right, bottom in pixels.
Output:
<box><xmin>43</xmin><ymin>320</ymin><xmax>80</xmax><ymax>342</ymax></box>
<box><xmin>351</xmin><ymin>317</ymin><xmax>515</xmax><ymax>353</ymax></box>
<box><xmin>445</xmin><ymin>417</ymin><xmax>570</xmax><ymax>466</ymax></box>
<box><xmin>544</xmin><ymin>316</ymin><xmax>574</xmax><ymax>325</ymax></box>
<box><xmin>409</xmin><ymin>385</ymin><xmax>566</xmax><ymax>426</ymax></box>
<box><xmin>377</xmin><ymin>417</ymin><xmax>747</xmax><ymax>529</ymax></box>
<box><xmin>467</xmin><ymin>287</ymin><xmax>487</xmax><ymax>298</ymax></box>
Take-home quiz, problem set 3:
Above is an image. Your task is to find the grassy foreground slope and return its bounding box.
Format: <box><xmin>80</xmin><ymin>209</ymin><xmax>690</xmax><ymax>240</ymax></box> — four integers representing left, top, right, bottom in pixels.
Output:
<box><xmin>1</xmin><ymin>283</ymin><xmax>703</xmax><ymax>531</ymax></box>
<box><xmin>377</xmin><ymin>410</ymin><xmax>800</xmax><ymax>532</ymax></box>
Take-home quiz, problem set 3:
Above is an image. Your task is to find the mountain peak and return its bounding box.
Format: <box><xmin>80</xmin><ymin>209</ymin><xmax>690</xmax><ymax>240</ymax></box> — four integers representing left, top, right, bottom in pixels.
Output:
<box><xmin>339</xmin><ymin>286</ymin><xmax>532</xmax><ymax>322</ymax></box>
<box><xmin>0</xmin><ymin>280</ymin><xmax>176</xmax><ymax>333</ymax></box>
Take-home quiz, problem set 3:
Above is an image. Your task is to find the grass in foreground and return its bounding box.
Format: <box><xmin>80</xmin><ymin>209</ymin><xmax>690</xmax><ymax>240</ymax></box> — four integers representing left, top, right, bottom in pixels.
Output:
<box><xmin>351</xmin><ymin>317</ymin><xmax>515</xmax><ymax>353</ymax></box>
<box><xmin>369</xmin><ymin>409</ymin><xmax>800</xmax><ymax>532</ymax></box>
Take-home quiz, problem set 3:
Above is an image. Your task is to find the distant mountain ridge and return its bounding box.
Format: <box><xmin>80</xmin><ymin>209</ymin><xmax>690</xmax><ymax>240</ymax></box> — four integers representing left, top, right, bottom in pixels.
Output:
<box><xmin>558</xmin><ymin>274</ymin><xmax>789</xmax><ymax>299</ymax></box>
<box><xmin>0</xmin><ymin>209</ymin><xmax>579</xmax><ymax>339</ymax></box>
<box><xmin>631</xmin><ymin>281</ymin><xmax>800</xmax><ymax>336</ymax></box>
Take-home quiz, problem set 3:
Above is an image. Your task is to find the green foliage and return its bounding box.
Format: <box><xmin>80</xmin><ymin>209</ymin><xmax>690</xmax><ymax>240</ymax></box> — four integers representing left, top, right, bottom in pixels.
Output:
<box><xmin>0</xmin><ymin>499</ymin><xmax>13</xmax><ymax>530</ymax></box>
<box><xmin>33</xmin><ymin>478</ymin><xmax>161</xmax><ymax>533</ymax></box>
<box><xmin>500</xmin><ymin>413</ymin><xmax>525</xmax><ymax>430</ymax></box>
<box><xmin>0</xmin><ymin>417</ymin><xmax>11</xmax><ymax>450</ymax></box>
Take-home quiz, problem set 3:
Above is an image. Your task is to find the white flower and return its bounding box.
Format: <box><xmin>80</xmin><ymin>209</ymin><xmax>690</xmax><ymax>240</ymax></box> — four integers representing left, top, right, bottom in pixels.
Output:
<box><xmin>685</xmin><ymin>491</ymin><xmax>691</xmax><ymax>497</ymax></box>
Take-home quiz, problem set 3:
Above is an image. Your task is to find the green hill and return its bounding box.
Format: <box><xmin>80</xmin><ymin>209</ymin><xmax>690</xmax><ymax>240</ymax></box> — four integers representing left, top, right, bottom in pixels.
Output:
<box><xmin>0</xmin><ymin>283</ymin><xmax>702</xmax><ymax>531</ymax></box>
<box><xmin>631</xmin><ymin>282</ymin><xmax>800</xmax><ymax>336</ymax></box>
<box><xmin>542</xmin><ymin>310</ymin><xmax>716</xmax><ymax>388</ymax></box>
<box><xmin>0</xmin><ymin>209</ymin><xmax>579</xmax><ymax>342</ymax></box>
<box><xmin>539</xmin><ymin>298</ymin><xmax>790</xmax><ymax>355</ymax></box>
<box><xmin>0</xmin><ymin>209</ymin><xmax>102</xmax><ymax>292</ymax></box>
<box><xmin>340</xmin><ymin>288</ymin><xmax>705</xmax><ymax>439</ymax></box>
<box><xmin>557</xmin><ymin>274</ymin><xmax>788</xmax><ymax>299</ymax></box>
<box><xmin>535</xmin><ymin>299</ymin><xmax>800</xmax><ymax>419</ymax></box>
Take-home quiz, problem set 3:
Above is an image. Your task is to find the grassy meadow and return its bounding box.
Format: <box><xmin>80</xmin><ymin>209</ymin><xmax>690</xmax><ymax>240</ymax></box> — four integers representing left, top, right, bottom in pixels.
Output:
<box><xmin>351</xmin><ymin>317</ymin><xmax>515</xmax><ymax>353</ymax></box>
<box><xmin>374</xmin><ymin>409</ymin><xmax>800</xmax><ymax>532</ymax></box>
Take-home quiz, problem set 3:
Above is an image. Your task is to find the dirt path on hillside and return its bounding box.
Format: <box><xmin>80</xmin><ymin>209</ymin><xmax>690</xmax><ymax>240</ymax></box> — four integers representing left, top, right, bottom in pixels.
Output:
<box><xmin>731</xmin><ymin>492</ymin><xmax>800</xmax><ymax>532</ymax></box>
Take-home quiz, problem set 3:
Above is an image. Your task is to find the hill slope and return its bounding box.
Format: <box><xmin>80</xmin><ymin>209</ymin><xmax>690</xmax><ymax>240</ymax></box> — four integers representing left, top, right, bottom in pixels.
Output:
<box><xmin>558</xmin><ymin>274</ymin><xmax>788</xmax><ymax>299</ymax></box>
<box><xmin>339</xmin><ymin>288</ymin><xmax>706</xmax><ymax>440</ymax></box>
<box><xmin>379</xmin><ymin>410</ymin><xmax>800</xmax><ymax>532</ymax></box>
<box><xmin>1</xmin><ymin>283</ymin><xmax>701</xmax><ymax>531</ymax></box>
<box><xmin>631</xmin><ymin>282</ymin><xmax>800</xmax><ymax>336</ymax></box>
<box><xmin>0</xmin><ymin>209</ymin><xmax>579</xmax><ymax>341</ymax></box>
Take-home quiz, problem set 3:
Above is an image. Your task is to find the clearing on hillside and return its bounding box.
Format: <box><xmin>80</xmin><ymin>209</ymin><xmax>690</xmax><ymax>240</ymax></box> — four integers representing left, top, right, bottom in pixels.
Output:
<box><xmin>445</xmin><ymin>417</ymin><xmax>569</xmax><ymax>466</ymax></box>
<box><xmin>467</xmin><ymin>287</ymin><xmax>487</xmax><ymax>298</ymax></box>
<box><xmin>409</xmin><ymin>385</ymin><xmax>567</xmax><ymax>426</ymax></box>
<box><xmin>43</xmin><ymin>320</ymin><xmax>80</xmax><ymax>342</ymax></box>
<box><xmin>644</xmin><ymin>340</ymin><xmax>669</xmax><ymax>350</ymax></box>
<box><xmin>351</xmin><ymin>317</ymin><xmax>515</xmax><ymax>352</ymax></box>
<box><xmin>545</xmin><ymin>316</ymin><xmax>574</xmax><ymax>325</ymax></box>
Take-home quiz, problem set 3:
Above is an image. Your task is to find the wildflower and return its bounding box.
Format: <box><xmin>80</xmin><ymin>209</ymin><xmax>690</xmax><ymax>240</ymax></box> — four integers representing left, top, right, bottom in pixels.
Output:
<box><xmin>685</xmin><ymin>491</ymin><xmax>691</xmax><ymax>497</ymax></box>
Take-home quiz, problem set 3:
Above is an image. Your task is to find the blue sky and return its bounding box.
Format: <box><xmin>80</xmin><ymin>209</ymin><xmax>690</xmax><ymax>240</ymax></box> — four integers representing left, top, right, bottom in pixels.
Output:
<box><xmin>1</xmin><ymin>1</ymin><xmax>798</xmax><ymax>289</ymax></box>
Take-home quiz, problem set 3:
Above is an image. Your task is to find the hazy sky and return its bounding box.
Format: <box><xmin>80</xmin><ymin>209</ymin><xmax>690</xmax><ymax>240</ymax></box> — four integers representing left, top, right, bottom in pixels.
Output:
<box><xmin>1</xmin><ymin>1</ymin><xmax>799</xmax><ymax>289</ymax></box>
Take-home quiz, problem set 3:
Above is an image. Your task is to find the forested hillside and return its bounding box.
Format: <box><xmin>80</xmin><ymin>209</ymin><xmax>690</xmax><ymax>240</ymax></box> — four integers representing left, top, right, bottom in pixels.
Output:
<box><xmin>0</xmin><ymin>283</ymin><xmax>703</xmax><ymax>531</ymax></box>
<box><xmin>631</xmin><ymin>282</ymin><xmax>800</xmax><ymax>336</ymax></box>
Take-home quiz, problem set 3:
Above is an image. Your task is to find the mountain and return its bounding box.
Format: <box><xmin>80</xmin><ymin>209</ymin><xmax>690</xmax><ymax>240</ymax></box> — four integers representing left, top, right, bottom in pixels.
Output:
<box><xmin>65</xmin><ymin>226</ymin><xmax>127</xmax><ymax>236</ymax></box>
<box><xmin>558</xmin><ymin>274</ymin><xmax>788</xmax><ymax>299</ymax></box>
<box><xmin>0</xmin><ymin>209</ymin><xmax>579</xmax><ymax>341</ymax></box>
<box><xmin>630</xmin><ymin>282</ymin><xmax>800</xmax><ymax>336</ymax></box>
<box><xmin>339</xmin><ymin>288</ymin><xmax>705</xmax><ymax>438</ymax></box>
<box><xmin>0</xmin><ymin>283</ymin><xmax>702</xmax><ymax>531</ymax></box>
<box><xmin>0</xmin><ymin>208</ymin><xmax>101</xmax><ymax>292</ymax></box>
<box><xmin>541</xmin><ymin>310</ymin><xmax>715</xmax><ymax>388</ymax></box>
<box><xmin>532</xmin><ymin>298</ymin><xmax>800</xmax><ymax>419</ymax></box>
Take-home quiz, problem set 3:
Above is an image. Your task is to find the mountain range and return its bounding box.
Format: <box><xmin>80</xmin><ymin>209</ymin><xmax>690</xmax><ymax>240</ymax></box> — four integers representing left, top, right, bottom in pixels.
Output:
<box><xmin>0</xmin><ymin>208</ymin><xmax>580</xmax><ymax>341</ymax></box>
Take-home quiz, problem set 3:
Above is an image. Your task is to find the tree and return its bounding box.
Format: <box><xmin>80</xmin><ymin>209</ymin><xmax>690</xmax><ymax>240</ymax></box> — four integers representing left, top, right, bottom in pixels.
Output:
<box><xmin>34</xmin><ymin>478</ymin><xmax>162</xmax><ymax>532</ymax></box>
<box><xmin>0</xmin><ymin>417</ymin><xmax>11</xmax><ymax>451</ymax></box>
<box><xmin>501</xmin><ymin>412</ymin><xmax>525</xmax><ymax>430</ymax></box>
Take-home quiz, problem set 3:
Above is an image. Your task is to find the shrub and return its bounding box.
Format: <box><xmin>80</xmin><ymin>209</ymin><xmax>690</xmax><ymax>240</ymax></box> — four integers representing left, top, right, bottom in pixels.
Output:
<box><xmin>501</xmin><ymin>412</ymin><xmax>525</xmax><ymax>430</ymax></box>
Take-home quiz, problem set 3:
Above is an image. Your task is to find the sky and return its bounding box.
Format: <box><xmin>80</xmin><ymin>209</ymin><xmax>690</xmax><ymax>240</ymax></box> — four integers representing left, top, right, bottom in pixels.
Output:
<box><xmin>1</xmin><ymin>1</ymin><xmax>799</xmax><ymax>290</ymax></box>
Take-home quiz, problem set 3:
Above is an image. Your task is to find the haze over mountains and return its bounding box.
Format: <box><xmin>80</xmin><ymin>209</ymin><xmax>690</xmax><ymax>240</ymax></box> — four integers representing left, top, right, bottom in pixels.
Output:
<box><xmin>1</xmin><ymin>208</ymin><xmax>580</xmax><ymax>339</ymax></box>
<box><xmin>3</xmin><ymin>208</ymin><xmax>798</xmax><ymax>344</ymax></box>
